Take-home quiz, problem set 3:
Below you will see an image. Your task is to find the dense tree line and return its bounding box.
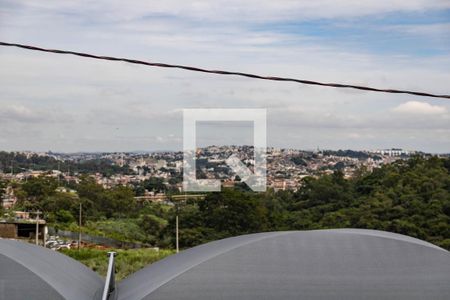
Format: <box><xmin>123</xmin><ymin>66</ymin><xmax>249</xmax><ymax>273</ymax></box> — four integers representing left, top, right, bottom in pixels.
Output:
<box><xmin>166</xmin><ymin>156</ymin><xmax>450</xmax><ymax>250</ymax></box>
<box><xmin>0</xmin><ymin>151</ymin><xmax>131</xmax><ymax>176</ymax></box>
<box><xmin>5</xmin><ymin>156</ymin><xmax>450</xmax><ymax>250</ymax></box>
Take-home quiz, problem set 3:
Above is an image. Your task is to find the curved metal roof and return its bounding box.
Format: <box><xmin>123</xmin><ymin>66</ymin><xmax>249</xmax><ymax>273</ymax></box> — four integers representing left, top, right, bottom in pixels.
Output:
<box><xmin>118</xmin><ymin>229</ymin><xmax>450</xmax><ymax>300</ymax></box>
<box><xmin>0</xmin><ymin>239</ymin><xmax>104</xmax><ymax>300</ymax></box>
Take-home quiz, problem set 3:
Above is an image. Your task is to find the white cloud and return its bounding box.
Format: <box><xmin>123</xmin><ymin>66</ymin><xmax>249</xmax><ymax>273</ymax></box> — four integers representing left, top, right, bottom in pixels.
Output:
<box><xmin>5</xmin><ymin>0</ymin><xmax>450</xmax><ymax>23</ymax></box>
<box><xmin>0</xmin><ymin>105</ymin><xmax>42</xmax><ymax>122</ymax></box>
<box><xmin>392</xmin><ymin>101</ymin><xmax>448</xmax><ymax>115</ymax></box>
<box><xmin>0</xmin><ymin>0</ymin><xmax>450</xmax><ymax>152</ymax></box>
<box><xmin>0</xmin><ymin>104</ymin><xmax>73</xmax><ymax>124</ymax></box>
<box><xmin>388</xmin><ymin>22</ymin><xmax>450</xmax><ymax>36</ymax></box>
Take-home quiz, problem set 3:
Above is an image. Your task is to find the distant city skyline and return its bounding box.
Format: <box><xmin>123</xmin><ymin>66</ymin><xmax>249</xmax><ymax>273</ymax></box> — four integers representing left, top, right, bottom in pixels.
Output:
<box><xmin>0</xmin><ymin>145</ymin><xmax>444</xmax><ymax>155</ymax></box>
<box><xmin>0</xmin><ymin>145</ymin><xmax>425</xmax><ymax>193</ymax></box>
<box><xmin>1</xmin><ymin>1</ymin><xmax>449</xmax><ymax>153</ymax></box>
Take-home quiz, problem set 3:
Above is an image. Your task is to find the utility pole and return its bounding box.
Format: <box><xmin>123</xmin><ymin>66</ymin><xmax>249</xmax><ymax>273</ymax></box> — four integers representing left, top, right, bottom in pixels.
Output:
<box><xmin>175</xmin><ymin>213</ymin><xmax>179</xmax><ymax>253</ymax></box>
<box><xmin>57</xmin><ymin>161</ymin><xmax>61</xmax><ymax>186</ymax></box>
<box><xmin>35</xmin><ymin>210</ymin><xmax>42</xmax><ymax>245</ymax></box>
<box><xmin>175</xmin><ymin>193</ymin><xmax>187</xmax><ymax>254</ymax></box>
<box><xmin>175</xmin><ymin>195</ymin><xmax>180</xmax><ymax>253</ymax></box>
<box><xmin>78</xmin><ymin>202</ymin><xmax>82</xmax><ymax>250</ymax></box>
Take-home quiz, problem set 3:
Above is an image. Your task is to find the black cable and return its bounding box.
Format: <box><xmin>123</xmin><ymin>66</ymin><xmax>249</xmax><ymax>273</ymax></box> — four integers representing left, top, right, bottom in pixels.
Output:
<box><xmin>1</xmin><ymin>41</ymin><xmax>449</xmax><ymax>99</ymax></box>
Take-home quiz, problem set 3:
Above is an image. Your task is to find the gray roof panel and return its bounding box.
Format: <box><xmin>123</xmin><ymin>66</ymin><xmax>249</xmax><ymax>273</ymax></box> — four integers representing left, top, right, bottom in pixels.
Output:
<box><xmin>0</xmin><ymin>239</ymin><xmax>104</xmax><ymax>300</ymax></box>
<box><xmin>118</xmin><ymin>229</ymin><xmax>450</xmax><ymax>300</ymax></box>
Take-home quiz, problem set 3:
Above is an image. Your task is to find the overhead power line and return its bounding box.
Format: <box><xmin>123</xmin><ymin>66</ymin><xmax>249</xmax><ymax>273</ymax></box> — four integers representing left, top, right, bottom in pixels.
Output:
<box><xmin>1</xmin><ymin>41</ymin><xmax>449</xmax><ymax>99</ymax></box>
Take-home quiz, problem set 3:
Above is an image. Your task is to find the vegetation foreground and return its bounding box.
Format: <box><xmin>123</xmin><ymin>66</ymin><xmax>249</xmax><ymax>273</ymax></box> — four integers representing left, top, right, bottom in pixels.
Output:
<box><xmin>61</xmin><ymin>248</ymin><xmax>175</xmax><ymax>281</ymax></box>
<box><xmin>3</xmin><ymin>156</ymin><xmax>450</xmax><ymax>252</ymax></box>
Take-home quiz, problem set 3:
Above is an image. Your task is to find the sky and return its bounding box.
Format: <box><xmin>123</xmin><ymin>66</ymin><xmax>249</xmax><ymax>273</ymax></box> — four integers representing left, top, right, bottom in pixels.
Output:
<box><xmin>0</xmin><ymin>0</ymin><xmax>449</xmax><ymax>153</ymax></box>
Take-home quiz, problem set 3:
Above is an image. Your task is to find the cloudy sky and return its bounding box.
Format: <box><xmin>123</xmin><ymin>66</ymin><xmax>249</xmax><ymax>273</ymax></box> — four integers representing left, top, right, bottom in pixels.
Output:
<box><xmin>0</xmin><ymin>0</ymin><xmax>449</xmax><ymax>153</ymax></box>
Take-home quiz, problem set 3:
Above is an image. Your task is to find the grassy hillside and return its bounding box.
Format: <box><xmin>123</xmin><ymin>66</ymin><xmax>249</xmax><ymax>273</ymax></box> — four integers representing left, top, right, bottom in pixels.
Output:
<box><xmin>61</xmin><ymin>248</ymin><xmax>174</xmax><ymax>281</ymax></box>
